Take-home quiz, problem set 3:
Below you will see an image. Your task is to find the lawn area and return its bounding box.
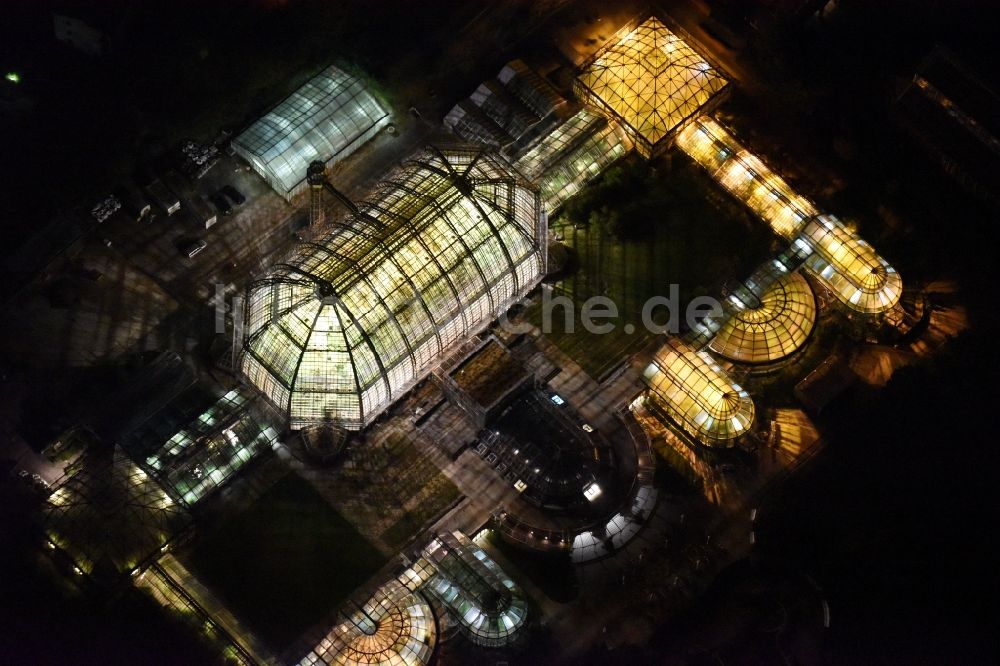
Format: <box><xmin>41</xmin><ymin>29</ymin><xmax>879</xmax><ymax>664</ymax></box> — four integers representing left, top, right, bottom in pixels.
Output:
<box><xmin>530</xmin><ymin>155</ymin><xmax>775</xmax><ymax>379</ymax></box>
<box><xmin>380</xmin><ymin>472</ymin><xmax>461</xmax><ymax>550</ymax></box>
<box><xmin>184</xmin><ymin>473</ymin><xmax>387</xmax><ymax>650</ymax></box>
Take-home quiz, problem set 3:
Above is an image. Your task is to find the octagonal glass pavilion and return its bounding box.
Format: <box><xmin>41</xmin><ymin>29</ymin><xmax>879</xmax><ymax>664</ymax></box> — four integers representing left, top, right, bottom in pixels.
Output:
<box><xmin>241</xmin><ymin>147</ymin><xmax>545</xmax><ymax>430</ymax></box>
<box><xmin>575</xmin><ymin>16</ymin><xmax>729</xmax><ymax>156</ymax></box>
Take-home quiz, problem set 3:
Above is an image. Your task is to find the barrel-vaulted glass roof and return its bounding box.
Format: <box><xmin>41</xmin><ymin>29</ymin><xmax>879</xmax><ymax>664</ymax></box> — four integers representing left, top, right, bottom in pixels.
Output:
<box><xmin>644</xmin><ymin>338</ymin><xmax>755</xmax><ymax>446</ymax></box>
<box><xmin>514</xmin><ymin>107</ymin><xmax>632</xmax><ymax>212</ymax></box>
<box><xmin>576</xmin><ymin>16</ymin><xmax>729</xmax><ymax>156</ymax></box>
<box><xmin>233</xmin><ymin>65</ymin><xmax>389</xmax><ymax>199</ymax></box>
<box><xmin>710</xmin><ymin>272</ymin><xmax>817</xmax><ymax>364</ymax></box>
<box><xmin>676</xmin><ymin>116</ymin><xmax>817</xmax><ymax>240</ymax></box>
<box><xmin>421</xmin><ymin>531</ymin><xmax>527</xmax><ymax>648</ymax></box>
<box><xmin>677</xmin><ymin>115</ymin><xmax>903</xmax><ymax>316</ymax></box>
<box><xmin>241</xmin><ymin>147</ymin><xmax>544</xmax><ymax>430</ymax></box>
<box><xmin>798</xmin><ymin>214</ymin><xmax>903</xmax><ymax>314</ymax></box>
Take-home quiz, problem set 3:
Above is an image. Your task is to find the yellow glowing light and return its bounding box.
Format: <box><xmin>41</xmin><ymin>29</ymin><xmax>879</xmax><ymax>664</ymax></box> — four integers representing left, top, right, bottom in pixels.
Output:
<box><xmin>644</xmin><ymin>338</ymin><xmax>754</xmax><ymax>445</ymax></box>
<box><xmin>576</xmin><ymin>17</ymin><xmax>729</xmax><ymax>156</ymax></box>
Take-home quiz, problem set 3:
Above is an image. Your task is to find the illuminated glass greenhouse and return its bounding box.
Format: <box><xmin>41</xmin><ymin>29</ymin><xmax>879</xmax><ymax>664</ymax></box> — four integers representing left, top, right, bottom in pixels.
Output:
<box><xmin>675</xmin><ymin>116</ymin><xmax>817</xmax><ymax>240</ymax></box>
<box><xmin>233</xmin><ymin>65</ymin><xmax>390</xmax><ymax>199</ymax></box>
<box><xmin>797</xmin><ymin>214</ymin><xmax>903</xmax><ymax>314</ymax></box>
<box><xmin>709</xmin><ymin>272</ymin><xmax>817</xmax><ymax>364</ymax></box>
<box><xmin>421</xmin><ymin>531</ymin><xmax>527</xmax><ymax>648</ymax></box>
<box><xmin>299</xmin><ymin>579</ymin><xmax>436</xmax><ymax>666</ymax></box>
<box><xmin>514</xmin><ymin>107</ymin><xmax>633</xmax><ymax>212</ymax></box>
<box><xmin>576</xmin><ymin>16</ymin><xmax>729</xmax><ymax>156</ymax></box>
<box><xmin>677</xmin><ymin>115</ymin><xmax>903</xmax><ymax>315</ymax></box>
<box><xmin>241</xmin><ymin>147</ymin><xmax>545</xmax><ymax>430</ymax></box>
<box><xmin>643</xmin><ymin>338</ymin><xmax>755</xmax><ymax>446</ymax></box>
<box><xmin>125</xmin><ymin>389</ymin><xmax>281</xmax><ymax>507</ymax></box>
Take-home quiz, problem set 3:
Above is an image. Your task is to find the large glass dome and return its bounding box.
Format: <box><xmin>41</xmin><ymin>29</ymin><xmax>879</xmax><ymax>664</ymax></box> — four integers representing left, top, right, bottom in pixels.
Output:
<box><xmin>710</xmin><ymin>272</ymin><xmax>817</xmax><ymax>364</ymax></box>
<box><xmin>240</xmin><ymin>147</ymin><xmax>545</xmax><ymax>430</ymax></box>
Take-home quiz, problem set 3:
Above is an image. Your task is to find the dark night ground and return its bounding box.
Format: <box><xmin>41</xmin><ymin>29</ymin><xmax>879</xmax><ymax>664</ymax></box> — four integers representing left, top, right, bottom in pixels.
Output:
<box><xmin>184</xmin><ymin>473</ymin><xmax>387</xmax><ymax>651</ymax></box>
<box><xmin>2</xmin><ymin>0</ymin><xmax>1000</xmax><ymax>663</ymax></box>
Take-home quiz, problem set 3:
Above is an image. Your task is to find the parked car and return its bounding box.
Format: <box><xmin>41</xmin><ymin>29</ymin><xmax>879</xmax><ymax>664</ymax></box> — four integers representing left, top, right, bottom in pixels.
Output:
<box><xmin>180</xmin><ymin>239</ymin><xmax>207</xmax><ymax>258</ymax></box>
<box><xmin>209</xmin><ymin>192</ymin><xmax>233</xmax><ymax>216</ymax></box>
<box><xmin>220</xmin><ymin>184</ymin><xmax>245</xmax><ymax>205</ymax></box>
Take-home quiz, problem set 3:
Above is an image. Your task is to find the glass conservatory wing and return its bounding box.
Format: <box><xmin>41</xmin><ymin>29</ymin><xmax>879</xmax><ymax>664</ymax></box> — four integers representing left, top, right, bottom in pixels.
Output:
<box><xmin>799</xmin><ymin>215</ymin><xmax>903</xmax><ymax>314</ymax></box>
<box><xmin>233</xmin><ymin>65</ymin><xmax>389</xmax><ymax>199</ymax></box>
<box><xmin>515</xmin><ymin>108</ymin><xmax>634</xmax><ymax>213</ymax></box>
<box><xmin>576</xmin><ymin>17</ymin><xmax>729</xmax><ymax>155</ymax></box>
<box><xmin>676</xmin><ymin>116</ymin><xmax>817</xmax><ymax>240</ymax></box>
<box><xmin>643</xmin><ymin>338</ymin><xmax>755</xmax><ymax>446</ymax></box>
<box><xmin>419</xmin><ymin>531</ymin><xmax>527</xmax><ymax>648</ymax></box>
<box><xmin>709</xmin><ymin>272</ymin><xmax>817</xmax><ymax>364</ymax></box>
<box><xmin>241</xmin><ymin>147</ymin><xmax>544</xmax><ymax>430</ymax></box>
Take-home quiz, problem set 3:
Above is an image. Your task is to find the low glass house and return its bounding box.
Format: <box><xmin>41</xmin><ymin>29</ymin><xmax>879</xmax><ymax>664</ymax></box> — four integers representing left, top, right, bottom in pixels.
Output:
<box><xmin>514</xmin><ymin>108</ymin><xmax>632</xmax><ymax>212</ymax></box>
<box><xmin>676</xmin><ymin>116</ymin><xmax>817</xmax><ymax>240</ymax></box>
<box><xmin>421</xmin><ymin>531</ymin><xmax>527</xmax><ymax>648</ymax></box>
<box><xmin>233</xmin><ymin>65</ymin><xmax>389</xmax><ymax>199</ymax></box>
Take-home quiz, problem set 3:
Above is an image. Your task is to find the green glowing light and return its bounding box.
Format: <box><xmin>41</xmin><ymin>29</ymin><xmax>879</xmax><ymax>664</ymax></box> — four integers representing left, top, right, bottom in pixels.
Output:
<box><xmin>5</xmin><ymin>72</ymin><xmax>20</xmax><ymax>84</ymax></box>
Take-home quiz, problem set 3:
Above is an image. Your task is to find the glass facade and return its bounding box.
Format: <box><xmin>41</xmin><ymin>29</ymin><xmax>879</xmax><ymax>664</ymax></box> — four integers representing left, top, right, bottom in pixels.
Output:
<box><xmin>233</xmin><ymin>65</ymin><xmax>389</xmax><ymax>199</ymax></box>
<box><xmin>710</xmin><ymin>272</ymin><xmax>817</xmax><ymax>364</ymax></box>
<box><xmin>675</xmin><ymin>116</ymin><xmax>817</xmax><ymax>240</ymax></box>
<box><xmin>299</xmin><ymin>579</ymin><xmax>436</xmax><ymax>666</ymax></box>
<box><xmin>643</xmin><ymin>338</ymin><xmax>755</xmax><ymax>446</ymax></box>
<box><xmin>133</xmin><ymin>389</ymin><xmax>280</xmax><ymax>507</ymax></box>
<box><xmin>798</xmin><ymin>214</ymin><xmax>904</xmax><ymax>314</ymax></box>
<box><xmin>241</xmin><ymin>147</ymin><xmax>545</xmax><ymax>430</ymax></box>
<box><xmin>514</xmin><ymin>108</ymin><xmax>633</xmax><ymax>212</ymax></box>
<box><xmin>677</xmin><ymin>115</ymin><xmax>903</xmax><ymax>315</ymax></box>
<box><xmin>421</xmin><ymin>531</ymin><xmax>527</xmax><ymax>648</ymax></box>
<box><xmin>576</xmin><ymin>16</ymin><xmax>729</xmax><ymax>156</ymax></box>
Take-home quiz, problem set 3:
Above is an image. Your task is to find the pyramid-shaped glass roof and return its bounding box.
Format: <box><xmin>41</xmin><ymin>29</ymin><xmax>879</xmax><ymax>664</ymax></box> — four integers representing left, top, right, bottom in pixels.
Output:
<box><xmin>576</xmin><ymin>16</ymin><xmax>729</xmax><ymax>155</ymax></box>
